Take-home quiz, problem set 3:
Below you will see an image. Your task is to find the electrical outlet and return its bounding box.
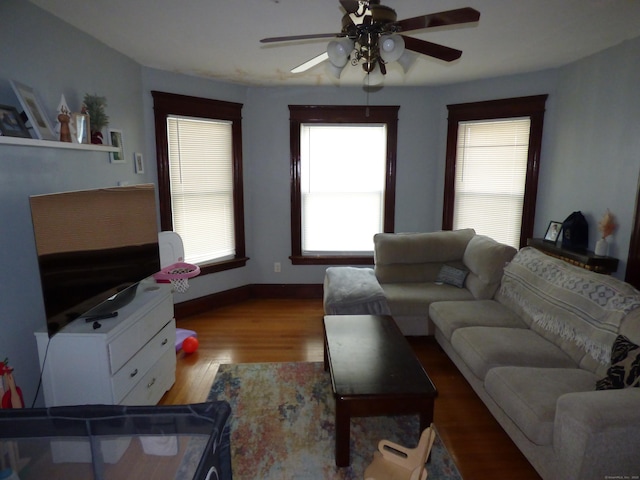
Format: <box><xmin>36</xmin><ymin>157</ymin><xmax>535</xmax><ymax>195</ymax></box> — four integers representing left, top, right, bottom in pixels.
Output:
<box><xmin>274</xmin><ymin>262</ymin><xmax>281</xmax><ymax>273</ymax></box>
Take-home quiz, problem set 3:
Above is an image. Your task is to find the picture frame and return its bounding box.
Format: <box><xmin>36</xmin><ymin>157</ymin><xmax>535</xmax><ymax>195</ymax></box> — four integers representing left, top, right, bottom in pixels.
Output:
<box><xmin>9</xmin><ymin>80</ymin><xmax>56</xmax><ymax>140</ymax></box>
<box><xmin>71</xmin><ymin>113</ymin><xmax>90</xmax><ymax>144</ymax></box>
<box><xmin>108</xmin><ymin>128</ymin><xmax>125</xmax><ymax>163</ymax></box>
<box><xmin>134</xmin><ymin>152</ymin><xmax>144</xmax><ymax>174</ymax></box>
<box><xmin>0</xmin><ymin>104</ymin><xmax>31</xmax><ymax>138</ymax></box>
<box><xmin>544</xmin><ymin>221</ymin><xmax>562</xmax><ymax>243</ymax></box>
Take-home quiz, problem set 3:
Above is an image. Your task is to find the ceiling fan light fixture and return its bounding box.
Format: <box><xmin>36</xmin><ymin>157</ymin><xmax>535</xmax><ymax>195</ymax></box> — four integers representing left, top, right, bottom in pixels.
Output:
<box><xmin>379</xmin><ymin>34</ymin><xmax>405</xmax><ymax>63</ymax></box>
<box><xmin>396</xmin><ymin>50</ymin><xmax>417</xmax><ymax>73</ymax></box>
<box><xmin>326</xmin><ymin>61</ymin><xmax>346</xmax><ymax>79</ymax></box>
<box><xmin>327</xmin><ymin>38</ymin><xmax>354</xmax><ymax>67</ymax></box>
<box><xmin>364</xmin><ymin>63</ymin><xmax>384</xmax><ymax>87</ymax></box>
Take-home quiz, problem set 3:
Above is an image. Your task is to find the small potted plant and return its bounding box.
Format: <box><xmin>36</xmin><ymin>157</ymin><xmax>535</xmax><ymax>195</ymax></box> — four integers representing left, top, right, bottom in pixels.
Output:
<box><xmin>83</xmin><ymin>93</ymin><xmax>109</xmax><ymax>144</ymax></box>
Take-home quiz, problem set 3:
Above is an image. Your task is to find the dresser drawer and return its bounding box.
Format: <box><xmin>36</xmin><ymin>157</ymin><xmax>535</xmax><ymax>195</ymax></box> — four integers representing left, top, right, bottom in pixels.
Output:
<box><xmin>120</xmin><ymin>348</ymin><xmax>177</xmax><ymax>405</ymax></box>
<box><xmin>111</xmin><ymin>319</ymin><xmax>175</xmax><ymax>403</ymax></box>
<box><xmin>108</xmin><ymin>294</ymin><xmax>174</xmax><ymax>373</ymax></box>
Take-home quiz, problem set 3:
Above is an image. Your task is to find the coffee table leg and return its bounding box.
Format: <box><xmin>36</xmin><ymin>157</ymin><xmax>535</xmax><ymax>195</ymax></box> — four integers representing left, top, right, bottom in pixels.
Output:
<box><xmin>324</xmin><ymin>341</ymin><xmax>328</xmax><ymax>371</ymax></box>
<box><xmin>335</xmin><ymin>398</ymin><xmax>350</xmax><ymax>467</ymax></box>
<box><xmin>419</xmin><ymin>399</ymin><xmax>434</xmax><ymax>432</ymax></box>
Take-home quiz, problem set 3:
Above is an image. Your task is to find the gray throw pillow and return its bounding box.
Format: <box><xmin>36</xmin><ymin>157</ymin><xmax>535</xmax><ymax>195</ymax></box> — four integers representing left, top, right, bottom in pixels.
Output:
<box><xmin>435</xmin><ymin>265</ymin><xmax>469</xmax><ymax>288</ymax></box>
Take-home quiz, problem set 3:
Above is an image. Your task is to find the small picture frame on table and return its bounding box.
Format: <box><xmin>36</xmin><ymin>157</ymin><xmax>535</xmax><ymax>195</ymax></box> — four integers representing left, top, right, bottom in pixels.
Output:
<box><xmin>134</xmin><ymin>152</ymin><xmax>144</xmax><ymax>174</ymax></box>
<box><xmin>108</xmin><ymin>128</ymin><xmax>125</xmax><ymax>163</ymax></box>
<box><xmin>0</xmin><ymin>104</ymin><xmax>31</xmax><ymax>138</ymax></box>
<box><xmin>10</xmin><ymin>80</ymin><xmax>56</xmax><ymax>140</ymax></box>
<box><xmin>544</xmin><ymin>221</ymin><xmax>562</xmax><ymax>243</ymax></box>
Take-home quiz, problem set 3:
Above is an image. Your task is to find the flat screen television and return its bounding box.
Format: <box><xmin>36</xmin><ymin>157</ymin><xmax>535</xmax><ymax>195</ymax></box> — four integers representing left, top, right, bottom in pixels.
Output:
<box><xmin>29</xmin><ymin>184</ymin><xmax>161</xmax><ymax>337</ymax></box>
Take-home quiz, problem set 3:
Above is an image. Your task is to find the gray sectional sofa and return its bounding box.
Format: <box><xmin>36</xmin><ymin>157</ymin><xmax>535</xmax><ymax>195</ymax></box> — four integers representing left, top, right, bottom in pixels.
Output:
<box><xmin>323</xmin><ymin>229</ymin><xmax>640</xmax><ymax>479</ymax></box>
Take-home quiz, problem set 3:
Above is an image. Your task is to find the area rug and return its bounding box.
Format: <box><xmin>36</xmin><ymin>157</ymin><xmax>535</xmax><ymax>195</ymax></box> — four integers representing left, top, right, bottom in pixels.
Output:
<box><xmin>207</xmin><ymin>362</ymin><xmax>462</xmax><ymax>480</ymax></box>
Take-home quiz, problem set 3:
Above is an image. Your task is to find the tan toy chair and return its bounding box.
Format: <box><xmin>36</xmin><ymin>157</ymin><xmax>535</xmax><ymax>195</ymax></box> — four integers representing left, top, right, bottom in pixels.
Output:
<box><xmin>364</xmin><ymin>424</ymin><xmax>436</xmax><ymax>480</ymax></box>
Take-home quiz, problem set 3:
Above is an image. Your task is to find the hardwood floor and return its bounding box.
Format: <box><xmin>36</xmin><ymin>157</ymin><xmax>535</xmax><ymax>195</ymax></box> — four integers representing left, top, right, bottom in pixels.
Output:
<box><xmin>159</xmin><ymin>298</ymin><xmax>541</xmax><ymax>480</ymax></box>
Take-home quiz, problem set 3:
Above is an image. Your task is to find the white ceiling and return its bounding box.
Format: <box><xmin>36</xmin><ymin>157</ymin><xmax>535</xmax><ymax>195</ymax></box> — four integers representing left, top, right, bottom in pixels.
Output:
<box><xmin>29</xmin><ymin>0</ymin><xmax>640</xmax><ymax>87</ymax></box>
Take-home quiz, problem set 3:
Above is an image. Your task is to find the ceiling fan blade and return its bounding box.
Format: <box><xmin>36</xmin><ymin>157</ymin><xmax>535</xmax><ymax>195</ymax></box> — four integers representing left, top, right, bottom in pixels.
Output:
<box><xmin>261</xmin><ymin>33</ymin><xmax>340</xmax><ymax>44</ymax></box>
<box><xmin>396</xmin><ymin>7</ymin><xmax>480</xmax><ymax>33</ymax></box>
<box><xmin>291</xmin><ymin>52</ymin><xmax>329</xmax><ymax>73</ymax></box>
<box><xmin>339</xmin><ymin>0</ymin><xmax>360</xmax><ymax>14</ymax></box>
<box><xmin>401</xmin><ymin>35</ymin><xmax>462</xmax><ymax>62</ymax></box>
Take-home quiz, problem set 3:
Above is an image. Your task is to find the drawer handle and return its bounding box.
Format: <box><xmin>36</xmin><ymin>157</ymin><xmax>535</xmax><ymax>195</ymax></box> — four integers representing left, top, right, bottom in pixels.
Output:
<box><xmin>161</xmin><ymin>338</ymin><xmax>168</xmax><ymax>346</ymax></box>
<box><xmin>147</xmin><ymin>377</ymin><xmax>156</xmax><ymax>389</ymax></box>
<box><xmin>130</xmin><ymin>369</ymin><xmax>138</xmax><ymax>378</ymax></box>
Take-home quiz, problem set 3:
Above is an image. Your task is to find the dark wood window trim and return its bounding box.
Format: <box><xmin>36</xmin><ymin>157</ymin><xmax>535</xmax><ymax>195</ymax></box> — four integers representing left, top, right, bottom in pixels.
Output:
<box><xmin>152</xmin><ymin>91</ymin><xmax>248</xmax><ymax>274</ymax></box>
<box><xmin>442</xmin><ymin>95</ymin><xmax>548</xmax><ymax>249</ymax></box>
<box><xmin>626</xmin><ymin>174</ymin><xmax>640</xmax><ymax>288</ymax></box>
<box><xmin>289</xmin><ymin>105</ymin><xmax>399</xmax><ymax>265</ymax></box>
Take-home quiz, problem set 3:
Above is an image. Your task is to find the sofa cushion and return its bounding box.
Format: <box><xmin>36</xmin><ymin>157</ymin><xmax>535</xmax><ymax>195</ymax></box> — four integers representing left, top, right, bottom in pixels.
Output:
<box><xmin>381</xmin><ymin>283</ymin><xmax>474</xmax><ymax>317</ymax></box>
<box><xmin>485</xmin><ymin>367</ymin><xmax>597</xmax><ymax>446</ymax></box>
<box><xmin>374</xmin><ymin>229</ymin><xmax>475</xmax><ymax>283</ymax></box>
<box><xmin>451</xmin><ymin>326</ymin><xmax>577</xmax><ymax>380</ymax></box>
<box><xmin>596</xmin><ymin>335</ymin><xmax>640</xmax><ymax>390</ymax></box>
<box><xmin>435</xmin><ymin>265</ymin><xmax>469</xmax><ymax>288</ymax></box>
<box><xmin>430</xmin><ymin>300</ymin><xmax>527</xmax><ymax>341</ymax></box>
<box><xmin>462</xmin><ymin>235</ymin><xmax>517</xmax><ymax>299</ymax></box>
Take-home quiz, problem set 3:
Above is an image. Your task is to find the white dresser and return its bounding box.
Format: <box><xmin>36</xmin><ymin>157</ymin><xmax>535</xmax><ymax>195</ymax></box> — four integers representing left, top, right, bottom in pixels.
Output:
<box><xmin>35</xmin><ymin>280</ymin><xmax>176</xmax><ymax>406</ymax></box>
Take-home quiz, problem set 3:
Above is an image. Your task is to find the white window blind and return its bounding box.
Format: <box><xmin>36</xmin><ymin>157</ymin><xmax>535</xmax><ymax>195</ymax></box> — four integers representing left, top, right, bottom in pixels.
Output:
<box><xmin>453</xmin><ymin>118</ymin><xmax>531</xmax><ymax>248</ymax></box>
<box><xmin>300</xmin><ymin>124</ymin><xmax>386</xmax><ymax>254</ymax></box>
<box><xmin>167</xmin><ymin>115</ymin><xmax>235</xmax><ymax>264</ymax></box>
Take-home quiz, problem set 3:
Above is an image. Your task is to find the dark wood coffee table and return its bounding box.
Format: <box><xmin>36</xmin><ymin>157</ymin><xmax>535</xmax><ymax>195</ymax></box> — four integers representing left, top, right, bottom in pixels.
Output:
<box><xmin>323</xmin><ymin>314</ymin><xmax>437</xmax><ymax>467</ymax></box>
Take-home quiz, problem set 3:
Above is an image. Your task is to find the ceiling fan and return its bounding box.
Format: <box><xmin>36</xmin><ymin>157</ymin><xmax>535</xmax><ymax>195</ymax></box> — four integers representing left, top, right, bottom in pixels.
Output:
<box><xmin>260</xmin><ymin>0</ymin><xmax>480</xmax><ymax>84</ymax></box>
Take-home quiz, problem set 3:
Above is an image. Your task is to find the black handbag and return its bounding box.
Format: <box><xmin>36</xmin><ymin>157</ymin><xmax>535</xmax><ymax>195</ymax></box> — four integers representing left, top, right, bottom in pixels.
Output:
<box><xmin>562</xmin><ymin>211</ymin><xmax>588</xmax><ymax>250</ymax></box>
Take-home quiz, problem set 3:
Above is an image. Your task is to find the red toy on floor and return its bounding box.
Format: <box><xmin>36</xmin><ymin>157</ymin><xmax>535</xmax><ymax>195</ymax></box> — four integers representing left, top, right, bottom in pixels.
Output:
<box><xmin>182</xmin><ymin>336</ymin><xmax>199</xmax><ymax>354</ymax></box>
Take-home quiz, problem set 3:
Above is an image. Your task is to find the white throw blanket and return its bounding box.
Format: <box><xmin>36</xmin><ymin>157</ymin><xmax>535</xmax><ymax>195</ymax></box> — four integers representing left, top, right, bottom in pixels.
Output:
<box><xmin>498</xmin><ymin>247</ymin><xmax>640</xmax><ymax>364</ymax></box>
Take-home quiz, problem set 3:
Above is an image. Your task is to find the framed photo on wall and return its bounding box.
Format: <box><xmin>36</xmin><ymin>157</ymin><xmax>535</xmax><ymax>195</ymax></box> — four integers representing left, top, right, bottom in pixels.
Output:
<box><xmin>108</xmin><ymin>128</ymin><xmax>125</xmax><ymax>163</ymax></box>
<box><xmin>10</xmin><ymin>80</ymin><xmax>56</xmax><ymax>140</ymax></box>
<box><xmin>0</xmin><ymin>104</ymin><xmax>31</xmax><ymax>138</ymax></box>
<box><xmin>134</xmin><ymin>152</ymin><xmax>144</xmax><ymax>174</ymax></box>
<box><xmin>544</xmin><ymin>221</ymin><xmax>562</xmax><ymax>243</ymax></box>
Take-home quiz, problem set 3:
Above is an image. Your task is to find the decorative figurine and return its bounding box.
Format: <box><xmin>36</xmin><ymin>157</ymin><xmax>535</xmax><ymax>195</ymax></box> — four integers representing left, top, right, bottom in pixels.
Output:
<box><xmin>55</xmin><ymin>94</ymin><xmax>72</xmax><ymax>143</ymax></box>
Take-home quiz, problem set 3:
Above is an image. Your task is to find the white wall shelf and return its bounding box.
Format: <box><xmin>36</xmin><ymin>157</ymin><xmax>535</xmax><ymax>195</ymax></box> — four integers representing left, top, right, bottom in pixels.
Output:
<box><xmin>0</xmin><ymin>135</ymin><xmax>119</xmax><ymax>152</ymax></box>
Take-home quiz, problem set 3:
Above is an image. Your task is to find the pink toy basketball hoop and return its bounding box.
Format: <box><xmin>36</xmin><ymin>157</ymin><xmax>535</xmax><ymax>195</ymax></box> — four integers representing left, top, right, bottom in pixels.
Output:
<box><xmin>153</xmin><ymin>262</ymin><xmax>201</xmax><ymax>293</ymax></box>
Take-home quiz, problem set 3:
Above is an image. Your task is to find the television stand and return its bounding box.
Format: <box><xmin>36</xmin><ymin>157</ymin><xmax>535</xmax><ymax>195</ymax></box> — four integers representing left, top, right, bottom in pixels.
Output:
<box><xmin>34</xmin><ymin>281</ymin><xmax>176</xmax><ymax>406</ymax></box>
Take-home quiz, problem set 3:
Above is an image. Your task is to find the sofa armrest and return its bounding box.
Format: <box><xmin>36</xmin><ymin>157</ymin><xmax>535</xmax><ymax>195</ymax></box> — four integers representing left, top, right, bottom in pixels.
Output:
<box><xmin>554</xmin><ymin>388</ymin><xmax>640</xmax><ymax>480</ymax></box>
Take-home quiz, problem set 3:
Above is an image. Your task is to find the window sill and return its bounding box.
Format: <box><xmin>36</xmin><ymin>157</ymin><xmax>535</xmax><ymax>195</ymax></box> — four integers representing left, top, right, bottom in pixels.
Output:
<box><xmin>290</xmin><ymin>255</ymin><xmax>373</xmax><ymax>266</ymax></box>
<box><xmin>199</xmin><ymin>256</ymin><xmax>249</xmax><ymax>275</ymax></box>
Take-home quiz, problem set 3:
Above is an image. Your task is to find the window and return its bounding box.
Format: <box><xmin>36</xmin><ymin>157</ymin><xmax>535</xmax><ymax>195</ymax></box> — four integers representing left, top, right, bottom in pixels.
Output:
<box><xmin>152</xmin><ymin>91</ymin><xmax>247</xmax><ymax>274</ymax></box>
<box><xmin>289</xmin><ymin>105</ymin><xmax>399</xmax><ymax>265</ymax></box>
<box><xmin>443</xmin><ymin>95</ymin><xmax>547</xmax><ymax>249</ymax></box>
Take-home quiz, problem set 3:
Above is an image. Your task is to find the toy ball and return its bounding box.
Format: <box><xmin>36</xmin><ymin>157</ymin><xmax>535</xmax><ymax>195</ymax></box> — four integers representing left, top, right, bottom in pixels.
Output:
<box><xmin>182</xmin><ymin>336</ymin><xmax>199</xmax><ymax>354</ymax></box>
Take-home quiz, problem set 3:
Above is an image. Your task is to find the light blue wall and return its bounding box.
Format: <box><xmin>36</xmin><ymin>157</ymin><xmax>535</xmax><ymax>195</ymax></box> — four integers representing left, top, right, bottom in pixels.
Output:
<box><xmin>2</xmin><ymin>0</ymin><xmax>638</xmax><ymax>406</ymax></box>
<box><xmin>537</xmin><ymin>37</ymin><xmax>640</xmax><ymax>275</ymax></box>
<box><xmin>0</xmin><ymin>0</ymin><xmax>151</xmax><ymax>406</ymax></box>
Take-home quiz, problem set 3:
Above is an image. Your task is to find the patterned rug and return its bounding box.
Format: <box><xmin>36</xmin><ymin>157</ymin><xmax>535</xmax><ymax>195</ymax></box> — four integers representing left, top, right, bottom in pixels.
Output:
<box><xmin>208</xmin><ymin>362</ymin><xmax>462</xmax><ymax>480</ymax></box>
